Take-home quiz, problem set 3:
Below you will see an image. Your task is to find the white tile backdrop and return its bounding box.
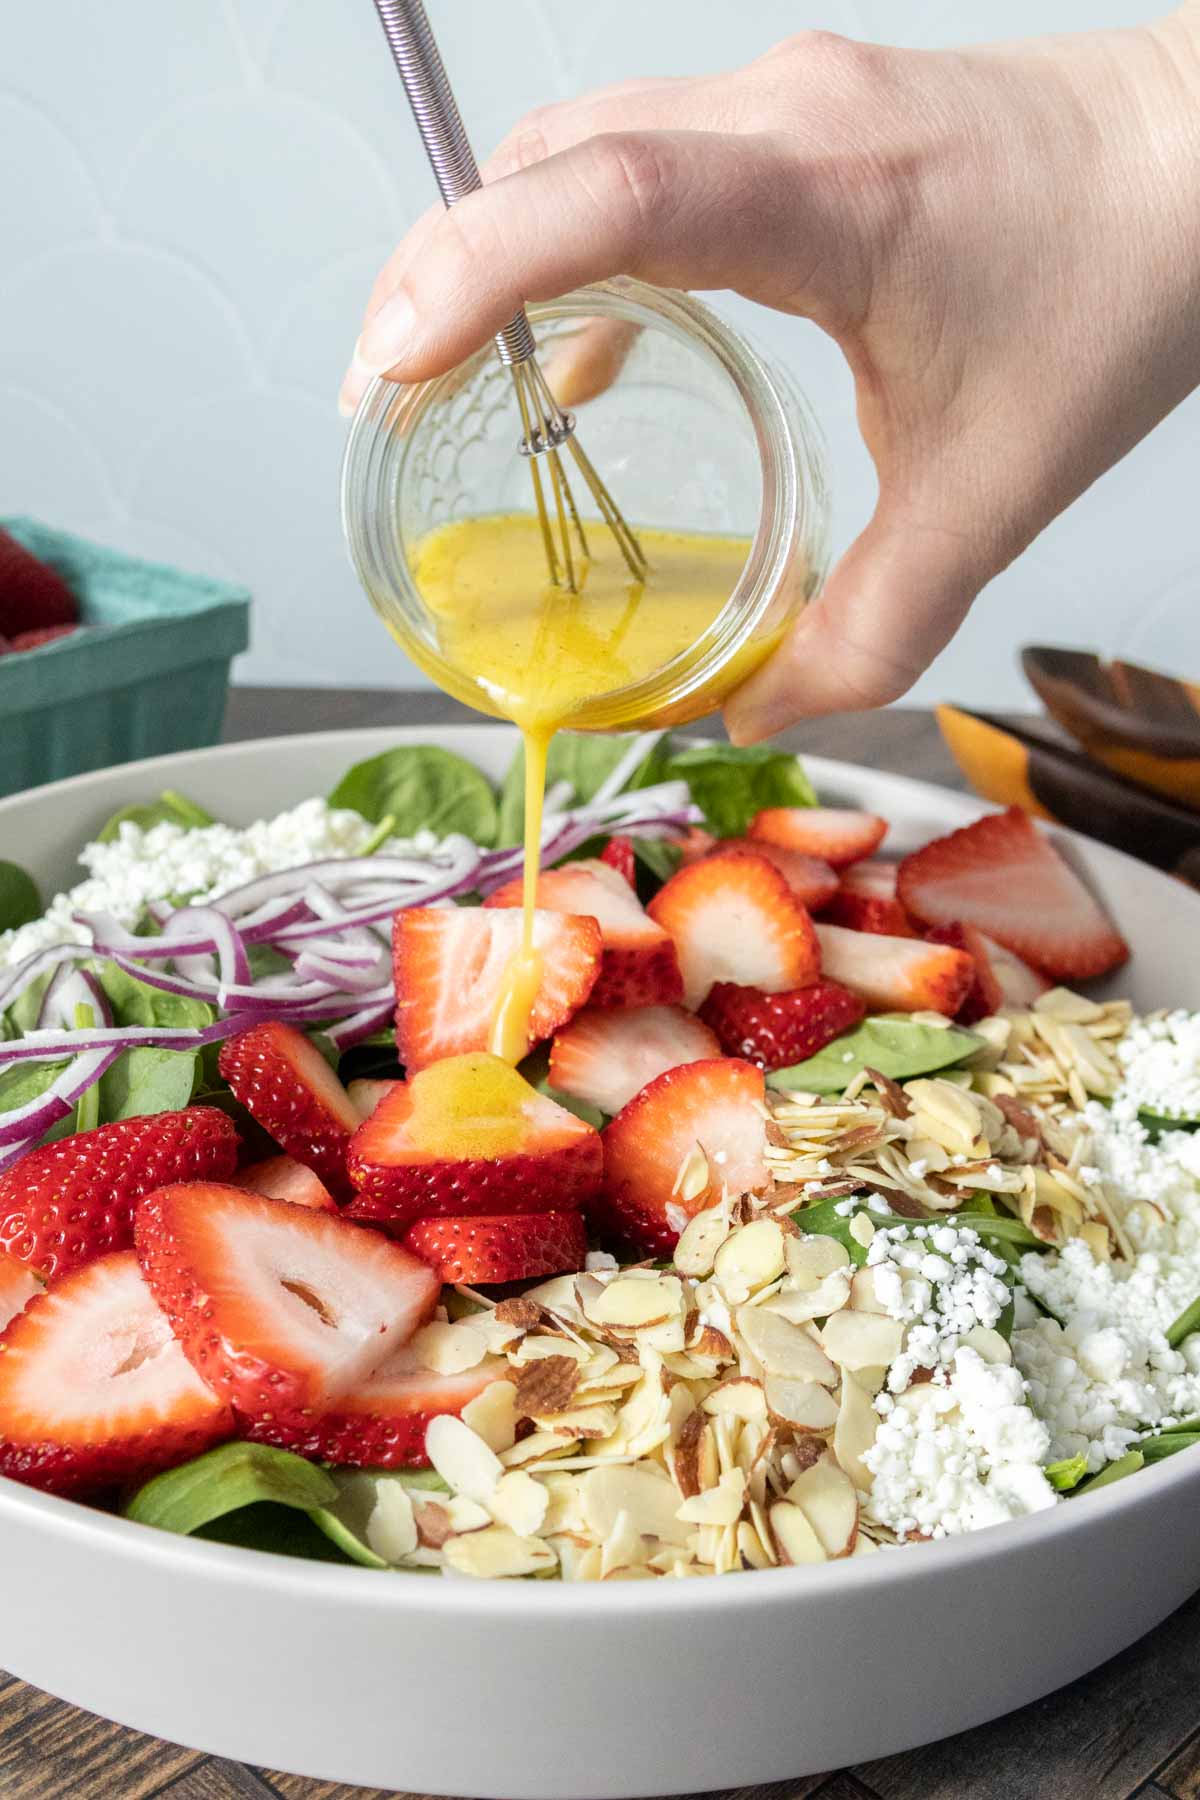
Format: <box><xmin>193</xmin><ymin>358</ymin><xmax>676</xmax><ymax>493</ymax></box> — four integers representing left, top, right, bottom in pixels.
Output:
<box><xmin>3</xmin><ymin>0</ymin><xmax>1196</xmax><ymax>703</ymax></box>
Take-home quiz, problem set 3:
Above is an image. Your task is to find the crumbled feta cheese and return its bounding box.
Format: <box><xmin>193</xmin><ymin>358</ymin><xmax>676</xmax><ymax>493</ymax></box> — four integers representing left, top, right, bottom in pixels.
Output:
<box><xmin>0</xmin><ymin>800</ymin><xmax>435</xmax><ymax>970</ymax></box>
<box><xmin>866</xmin><ymin>1224</ymin><xmax>1011</xmax><ymax>1393</ymax></box>
<box><xmin>1116</xmin><ymin>1011</ymin><xmax>1200</xmax><ymax>1122</ymax></box>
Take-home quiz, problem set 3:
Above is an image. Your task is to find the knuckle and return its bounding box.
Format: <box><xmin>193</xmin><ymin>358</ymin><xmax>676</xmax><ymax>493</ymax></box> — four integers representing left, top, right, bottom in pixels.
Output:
<box><xmin>585</xmin><ymin>131</ymin><xmax>673</xmax><ymax>234</ymax></box>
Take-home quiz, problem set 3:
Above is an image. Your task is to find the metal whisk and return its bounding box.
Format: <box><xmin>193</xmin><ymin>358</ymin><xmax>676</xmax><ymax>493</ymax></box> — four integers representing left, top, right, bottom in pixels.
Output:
<box><xmin>370</xmin><ymin>0</ymin><xmax>647</xmax><ymax>594</ymax></box>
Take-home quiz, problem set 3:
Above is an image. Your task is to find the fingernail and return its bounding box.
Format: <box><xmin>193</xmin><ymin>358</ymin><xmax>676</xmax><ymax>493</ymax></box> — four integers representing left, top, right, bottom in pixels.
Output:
<box><xmin>358</xmin><ymin>287</ymin><xmax>417</xmax><ymax>375</ymax></box>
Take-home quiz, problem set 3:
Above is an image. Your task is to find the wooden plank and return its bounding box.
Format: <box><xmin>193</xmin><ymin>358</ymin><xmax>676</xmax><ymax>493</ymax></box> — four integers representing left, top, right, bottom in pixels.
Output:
<box><xmin>258</xmin><ymin>1773</ymin><xmax>855</xmax><ymax>1800</ymax></box>
<box><xmin>1154</xmin><ymin>1725</ymin><xmax>1200</xmax><ymax>1797</ymax></box>
<box><xmin>258</xmin><ymin>1775</ymin><xmax>421</xmax><ymax>1800</ymax></box>
<box><xmin>0</xmin><ymin>1679</ymin><xmax>201</xmax><ymax>1800</ymax></box>
<box><xmin>854</xmin><ymin>1590</ymin><xmax>1200</xmax><ymax>1800</ymax></box>
<box><xmin>152</xmin><ymin>1760</ymin><xmax>276</xmax><ymax>1798</ymax></box>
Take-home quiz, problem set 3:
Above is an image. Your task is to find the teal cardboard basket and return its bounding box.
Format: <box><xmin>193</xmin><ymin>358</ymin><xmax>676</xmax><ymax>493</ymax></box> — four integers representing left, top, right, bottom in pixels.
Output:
<box><xmin>0</xmin><ymin>519</ymin><xmax>250</xmax><ymax>799</ymax></box>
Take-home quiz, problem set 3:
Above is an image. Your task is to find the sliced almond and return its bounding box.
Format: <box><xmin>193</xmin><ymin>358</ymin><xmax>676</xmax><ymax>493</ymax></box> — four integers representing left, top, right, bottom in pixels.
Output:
<box><xmin>764</xmin><ymin>1268</ymin><xmax>852</xmax><ymax>1324</ymax></box>
<box><xmin>736</xmin><ymin>1305</ymin><xmax>838</xmax><ymax>1385</ymax></box>
<box><xmin>851</xmin><ymin>1532</ymin><xmax>881</xmax><ymax>1557</ymax></box>
<box><xmin>769</xmin><ymin>1500</ymin><xmax>827</xmax><ymax>1565</ymax></box>
<box><xmin>673</xmin><ymin>1203</ymin><xmax>732</xmax><ymax>1277</ymax></box>
<box><xmin>834</xmin><ymin>1371</ymin><xmax>878</xmax><ymax>1490</ymax></box>
<box><xmin>583</xmin><ymin>1273</ymin><xmax>684</xmax><ymax>1331</ymax></box>
<box><xmin>958</xmin><ymin>1324</ymin><xmax>1012</xmax><ymax>1365</ymax></box>
<box><xmin>600</xmin><ymin>1507</ymin><xmax>650</xmax><ymax>1577</ymax></box>
<box><xmin>763</xmin><ymin>1376</ymin><xmax>839</xmax><ymax>1431</ymax></box>
<box><xmin>820</xmin><ymin>1310</ymin><xmax>905</xmax><ymax>1372</ymax></box>
<box><xmin>578</xmin><ymin>1464</ymin><xmax>692</xmax><ymax>1547</ymax></box>
<box><xmin>786</xmin><ymin>1450</ymin><xmax>859</xmax><ymax>1558</ymax></box>
<box><xmin>500</xmin><ymin>1430</ymin><xmax>580</xmax><ymax>1468</ymax></box>
<box><xmin>849</xmin><ymin>1267</ymin><xmax>888</xmax><ymax>1315</ymax></box>
<box><xmin>848</xmin><ymin>1212</ymin><xmax>876</xmax><ymax>1249</ymax></box>
<box><xmin>425</xmin><ymin>1415</ymin><xmax>504</xmax><ymax>1504</ymax></box>
<box><xmin>488</xmin><ymin>1469</ymin><xmax>550</xmax><ymax>1537</ymax></box>
<box><xmin>552</xmin><ymin>1537</ymin><xmax>603</xmax><ymax>1582</ymax></box>
<box><xmin>538</xmin><ymin>1472</ymin><xmax>587</xmax><ymax>1536</ymax></box>
<box><xmin>514</xmin><ymin>1354</ymin><xmax>579</xmax><ymax>1419</ymax></box>
<box><xmin>737</xmin><ymin>1517</ymin><xmax>772</xmax><ymax>1570</ymax></box>
<box><xmin>510</xmin><ymin>1333</ymin><xmax>591</xmax><ymax>1365</ymax></box>
<box><xmin>702</xmin><ymin>1376</ymin><xmax>769</xmax><ymax>1422</ymax></box>
<box><xmin>364</xmin><ymin>1481</ymin><xmax>418</xmax><ymax>1563</ymax></box>
<box><xmin>713</xmin><ymin>1219</ymin><xmax>786</xmax><ymax>1304</ymax></box>
<box><xmin>460</xmin><ymin>1378</ymin><xmax>518</xmax><ymax>1454</ymax></box>
<box><xmin>443</xmin><ymin>1526</ymin><xmax>557</xmax><ymax>1579</ymax></box>
<box><xmin>409</xmin><ymin>1319</ymin><xmax>489</xmax><ymax>1375</ymax></box>
<box><xmin>676</xmin><ymin>1467</ymin><xmax>747</xmax><ymax>1527</ymax></box>
<box><xmin>1077</xmin><ymin>1219</ymin><xmax>1113</xmax><ymax>1262</ymax></box>
<box><xmin>784</xmin><ymin>1233</ymin><xmax>851</xmax><ymax>1289</ymax></box>
<box><xmin>444</xmin><ymin>1495</ymin><xmax>497</xmax><ymax>1534</ymax></box>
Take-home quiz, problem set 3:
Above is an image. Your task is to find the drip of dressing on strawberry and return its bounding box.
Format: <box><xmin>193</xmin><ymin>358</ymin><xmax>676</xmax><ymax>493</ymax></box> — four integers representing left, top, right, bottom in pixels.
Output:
<box><xmin>399</xmin><ymin>1052</ymin><xmax>537</xmax><ymax>1159</ymax></box>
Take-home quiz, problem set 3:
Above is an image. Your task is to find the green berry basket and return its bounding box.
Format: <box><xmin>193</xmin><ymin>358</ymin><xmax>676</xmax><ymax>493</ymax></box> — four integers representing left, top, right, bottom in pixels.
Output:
<box><xmin>0</xmin><ymin>519</ymin><xmax>250</xmax><ymax>800</ymax></box>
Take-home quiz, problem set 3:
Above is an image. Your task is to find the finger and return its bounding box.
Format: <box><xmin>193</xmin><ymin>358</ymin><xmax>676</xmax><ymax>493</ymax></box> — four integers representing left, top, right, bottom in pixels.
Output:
<box><xmin>353</xmin><ymin>128</ymin><xmax>829</xmax><ymax>387</ymax></box>
<box><xmin>722</xmin><ymin>504</ymin><xmax>984</xmax><ymax>739</ymax></box>
<box><xmin>480</xmin><ymin>77</ymin><xmax>709</xmax><ymax>182</ymax></box>
<box><xmin>542</xmin><ymin>317</ymin><xmax>642</xmax><ymax>408</ymax></box>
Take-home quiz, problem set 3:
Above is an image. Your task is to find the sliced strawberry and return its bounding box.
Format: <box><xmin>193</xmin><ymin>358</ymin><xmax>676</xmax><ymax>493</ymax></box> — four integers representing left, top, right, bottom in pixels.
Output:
<box><xmin>404</xmin><ymin>1210</ymin><xmax>588</xmax><ymax>1285</ymax></box>
<box><xmin>135</xmin><ymin>1182</ymin><xmax>439</xmax><ymax>1420</ymax></box>
<box><xmin>0</xmin><ymin>1251</ymin><xmax>232</xmax><ymax>1496</ymax></box>
<box><xmin>698</xmin><ymin>980</ymin><xmax>865</xmax><ymax>1071</ymax></box>
<box><xmin>0</xmin><ymin>1250</ymin><xmax>42</xmax><ymax>1333</ymax></box>
<box><xmin>646</xmin><ymin>850</ymin><xmax>820</xmax><ymax>1009</ymax></box>
<box><xmin>245</xmin><ymin>1343</ymin><xmax>506</xmax><ymax>1469</ymax></box>
<box><xmin>749</xmin><ymin>807</ymin><xmax>887</xmax><ymax>868</ymax></box>
<box><xmin>344</xmin><ymin>1053</ymin><xmax>601</xmax><ymax>1228</ymax></box>
<box><xmin>10</xmin><ymin>624</ymin><xmax>79</xmax><ymax>652</ymax></box>
<box><xmin>218</xmin><ymin>1021</ymin><xmax>358</xmax><ymax>1199</ymax></box>
<box><xmin>232</xmin><ymin>1155</ymin><xmax>337</xmax><ymax>1212</ymax></box>
<box><xmin>839</xmin><ymin>859</ymin><xmax>901</xmax><ymax>898</ymax></box>
<box><xmin>393</xmin><ymin>906</ymin><xmax>602</xmax><ymax>1071</ymax></box>
<box><xmin>822</xmin><ymin>888</ymin><xmax>916</xmax><ymax>938</ymax></box>
<box><xmin>897</xmin><ymin>807</ymin><xmax>1129</xmax><ymax>980</ymax></box>
<box><xmin>599</xmin><ymin>835</ymin><xmax>637</xmax><ymax>886</ymax></box>
<box><xmin>926</xmin><ymin>923</ymin><xmax>1049</xmax><ymax>1023</ymax></box>
<box><xmin>677</xmin><ymin>827</ymin><xmax>718</xmax><ymax>864</ymax></box>
<box><xmin>485</xmin><ymin>859</ymin><xmax>682</xmax><ymax>1009</ymax></box>
<box><xmin>679</xmin><ymin>831</ymin><xmax>837</xmax><ymax>911</ymax></box>
<box><xmin>549</xmin><ymin>1004</ymin><xmax>721</xmax><ymax>1117</ymax></box>
<box><xmin>0</xmin><ymin>1106</ymin><xmax>238</xmax><ymax>1279</ymax></box>
<box><xmin>813</xmin><ymin>923</ymin><xmax>975</xmax><ymax>1016</ymax></box>
<box><xmin>599</xmin><ymin>1059</ymin><xmax>768</xmax><ymax>1256</ymax></box>
<box><xmin>0</xmin><ymin>528</ymin><xmax>77</xmax><ymax>637</ymax></box>
<box><xmin>347</xmin><ymin>1077</ymin><xmax>402</xmax><ymax>1122</ymax></box>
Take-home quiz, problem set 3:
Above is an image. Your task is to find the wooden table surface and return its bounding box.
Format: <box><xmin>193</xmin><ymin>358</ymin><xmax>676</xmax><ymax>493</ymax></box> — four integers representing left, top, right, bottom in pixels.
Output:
<box><xmin>4</xmin><ymin>691</ymin><xmax>1199</xmax><ymax>1800</ymax></box>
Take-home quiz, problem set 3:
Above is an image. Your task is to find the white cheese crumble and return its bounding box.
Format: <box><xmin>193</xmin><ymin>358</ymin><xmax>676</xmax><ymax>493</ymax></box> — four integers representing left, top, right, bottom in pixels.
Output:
<box><xmin>1115</xmin><ymin>1010</ymin><xmax>1200</xmax><ymax>1123</ymax></box>
<box><xmin>0</xmin><ymin>801</ymin><xmax>437</xmax><ymax>970</ymax></box>
<box><xmin>866</xmin><ymin>1223</ymin><xmax>1011</xmax><ymax>1393</ymax></box>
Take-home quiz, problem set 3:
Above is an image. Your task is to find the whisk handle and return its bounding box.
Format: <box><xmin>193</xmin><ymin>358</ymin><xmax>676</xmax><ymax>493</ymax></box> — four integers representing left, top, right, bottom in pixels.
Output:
<box><xmin>370</xmin><ymin>0</ymin><xmax>535</xmax><ymax>365</ymax></box>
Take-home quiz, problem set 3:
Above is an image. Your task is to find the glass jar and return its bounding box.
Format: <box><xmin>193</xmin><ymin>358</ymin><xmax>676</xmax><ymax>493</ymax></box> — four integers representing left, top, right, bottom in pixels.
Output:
<box><xmin>341</xmin><ymin>278</ymin><xmax>830</xmax><ymax>731</ymax></box>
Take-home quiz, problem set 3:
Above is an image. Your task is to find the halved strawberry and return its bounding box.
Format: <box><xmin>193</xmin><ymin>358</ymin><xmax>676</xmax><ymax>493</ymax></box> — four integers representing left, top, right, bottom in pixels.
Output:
<box><xmin>404</xmin><ymin>1210</ymin><xmax>588</xmax><ymax>1285</ymax></box>
<box><xmin>549</xmin><ymin>1004</ymin><xmax>721</xmax><ymax>1117</ymax></box>
<box><xmin>822</xmin><ymin>860</ymin><xmax>915</xmax><ymax>937</ymax></box>
<box><xmin>485</xmin><ymin>859</ymin><xmax>682</xmax><ymax>1008</ymax></box>
<box><xmin>897</xmin><ymin>807</ymin><xmax>1129</xmax><ymax>980</ymax></box>
<box><xmin>749</xmin><ymin>807</ymin><xmax>887</xmax><ymax>868</ymax></box>
<box><xmin>135</xmin><ymin>1182</ymin><xmax>439</xmax><ymax>1420</ymax></box>
<box><xmin>813</xmin><ymin>923</ymin><xmax>975</xmax><ymax>1016</ymax></box>
<box><xmin>926</xmin><ymin>922</ymin><xmax>1049</xmax><ymax>1022</ymax></box>
<box><xmin>0</xmin><ymin>1106</ymin><xmax>238</xmax><ymax>1279</ymax></box>
<box><xmin>646</xmin><ymin>850</ymin><xmax>820</xmax><ymax>1010</ymax></box>
<box><xmin>599</xmin><ymin>835</ymin><xmax>636</xmax><ymax>886</ymax></box>
<box><xmin>347</xmin><ymin>1077</ymin><xmax>402</xmax><ymax>1122</ymax></box>
<box><xmin>0</xmin><ymin>1251</ymin><xmax>232</xmax><ymax>1496</ymax></box>
<box><xmin>0</xmin><ymin>1251</ymin><xmax>42</xmax><ymax>1333</ymax></box>
<box><xmin>246</xmin><ymin>1343</ymin><xmax>505</xmax><ymax>1469</ymax></box>
<box><xmin>0</xmin><ymin>528</ymin><xmax>78</xmax><ymax>637</ymax></box>
<box><xmin>393</xmin><ymin>906</ymin><xmax>602</xmax><ymax>1071</ymax></box>
<box><xmin>232</xmin><ymin>1155</ymin><xmax>337</xmax><ymax>1212</ymax></box>
<box><xmin>344</xmin><ymin>1053</ymin><xmax>601</xmax><ymax>1227</ymax></box>
<box><xmin>698</xmin><ymin>980</ymin><xmax>865</xmax><ymax>1071</ymax></box>
<box><xmin>218</xmin><ymin>1021</ymin><xmax>358</xmax><ymax>1200</ymax></box>
<box><xmin>599</xmin><ymin>1059</ymin><xmax>768</xmax><ymax>1256</ymax></box>
<box><xmin>677</xmin><ymin>827</ymin><xmax>718</xmax><ymax>864</ymax></box>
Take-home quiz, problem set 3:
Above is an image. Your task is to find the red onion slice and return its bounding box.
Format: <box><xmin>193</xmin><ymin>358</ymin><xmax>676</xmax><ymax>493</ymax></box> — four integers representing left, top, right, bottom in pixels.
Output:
<box><xmin>0</xmin><ymin>1045</ymin><xmax>126</xmax><ymax>1147</ymax></box>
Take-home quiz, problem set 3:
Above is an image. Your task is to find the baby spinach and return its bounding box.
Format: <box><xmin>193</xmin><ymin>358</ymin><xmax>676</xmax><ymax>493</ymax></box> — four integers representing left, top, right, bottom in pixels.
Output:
<box><xmin>495</xmin><ymin>731</ymin><xmax>667</xmax><ymax>846</ymax></box>
<box><xmin>98</xmin><ymin>1047</ymin><xmax>199</xmax><ymax>1122</ymax></box>
<box><xmin>1077</xmin><ymin>1449</ymin><xmax>1144</xmax><ymax>1493</ymax></box>
<box><xmin>95</xmin><ymin>964</ymin><xmax>214</xmax><ymax>1032</ymax></box>
<box><xmin>5</xmin><ymin>969</ymin><xmax>54</xmax><ymax>1038</ymax></box>
<box><xmin>658</xmin><ymin>741</ymin><xmax>816</xmax><ymax>839</ymax></box>
<box><xmin>311</xmin><ymin>1468</ymin><xmax>449</xmax><ymax>1569</ymax></box>
<box><xmin>95</xmin><ymin>789</ymin><xmax>216</xmax><ymax>844</ymax></box>
<box><xmin>195</xmin><ymin>1505</ymin><xmax>355</xmax><ymax>1563</ymax></box>
<box><xmin>0</xmin><ymin>860</ymin><xmax>41</xmax><ymax>934</ymax></box>
<box><xmin>1139</xmin><ymin>1431</ymin><xmax>1200</xmax><ymax>1464</ymax></box>
<box><xmin>1138</xmin><ymin>1107</ymin><xmax>1200</xmax><ymax>1139</ymax></box>
<box><xmin>330</xmin><ymin>745</ymin><xmax>498</xmax><ymax>845</ymax></box>
<box><xmin>124</xmin><ymin>1442</ymin><xmax>338</xmax><ymax>1536</ymax></box>
<box><xmin>1045</xmin><ymin>1454</ymin><xmax>1088</xmax><ymax>1492</ymax></box>
<box><xmin>769</xmin><ymin>1016</ymin><xmax>983</xmax><ymax>1096</ymax></box>
<box><xmin>0</xmin><ymin>1059</ymin><xmax>69</xmax><ymax>1116</ymax></box>
<box><xmin>1166</xmin><ymin>1293</ymin><xmax>1200</xmax><ymax>1349</ymax></box>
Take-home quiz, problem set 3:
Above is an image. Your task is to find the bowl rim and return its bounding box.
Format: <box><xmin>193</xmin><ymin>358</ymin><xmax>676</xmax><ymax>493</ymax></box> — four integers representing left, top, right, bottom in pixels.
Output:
<box><xmin>2</xmin><ymin>721</ymin><xmax>1198</xmax><ymax>1619</ymax></box>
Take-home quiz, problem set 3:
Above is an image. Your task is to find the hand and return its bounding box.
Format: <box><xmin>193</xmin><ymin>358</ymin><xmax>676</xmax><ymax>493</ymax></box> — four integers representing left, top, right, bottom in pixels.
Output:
<box><xmin>341</xmin><ymin>11</ymin><xmax>1200</xmax><ymax>741</ymax></box>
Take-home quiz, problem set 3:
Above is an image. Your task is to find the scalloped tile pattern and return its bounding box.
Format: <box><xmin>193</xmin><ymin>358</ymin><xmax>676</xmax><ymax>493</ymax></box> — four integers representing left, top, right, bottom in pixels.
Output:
<box><xmin>2</xmin><ymin>0</ymin><xmax>1194</xmax><ymax>701</ymax></box>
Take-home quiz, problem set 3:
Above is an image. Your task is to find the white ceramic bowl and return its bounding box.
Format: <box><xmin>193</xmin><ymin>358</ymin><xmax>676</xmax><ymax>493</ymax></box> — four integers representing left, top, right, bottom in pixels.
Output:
<box><xmin>2</xmin><ymin>725</ymin><xmax>1199</xmax><ymax>1799</ymax></box>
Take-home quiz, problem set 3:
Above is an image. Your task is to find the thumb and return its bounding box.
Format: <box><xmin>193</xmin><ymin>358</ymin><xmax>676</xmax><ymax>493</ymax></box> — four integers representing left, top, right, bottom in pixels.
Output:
<box><xmin>722</xmin><ymin>503</ymin><xmax>985</xmax><ymax>740</ymax></box>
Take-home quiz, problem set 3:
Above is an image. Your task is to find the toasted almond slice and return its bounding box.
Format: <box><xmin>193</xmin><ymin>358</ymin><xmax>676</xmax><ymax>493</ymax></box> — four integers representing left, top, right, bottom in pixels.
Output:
<box><xmin>849</xmin><ymin>1267</ymin><xmax>888</xmax><ymax>1315</ymax></box>
<box><xmin>674</xmin><ymin>1202</ymin><xmax>733</xmax><ymax>1277</ymax></box>
<box><xmin>579</xmin><ymin>1464</ymin><xmax>692</xmax><ymax>1546</ymax></box>
<box><xmin>526</xmin><ymin>1274</ymin><xmax>587</xmax><ymax>1322</ymax></box>
<box><xmin>736</xmin><ymin>1305</ymin><xmax>839</xmax><ymax>1385</ymax></box>
<box><xmin>552</xmin><ymin>1537</ymin><xmax>603</xmax><ymax>1582</ymax></box>
<box><xmin>364</xmin><ymin>1481</ymin><xmax>418</xmax><ymax>1563</ymax></box>
<box><xmin>958</xmin><ymin>1324</ymin><xmax>1012</xmax><ymax>1365</ymax></box>
<box><xmin>489</xmin><ymin>1469</ymin><xmax>550</xmax><ymax>1537</ymax></box>
<box><xmin>539</xmin><ymin>1403</ymin><xmax>619</xmax><ymax>1439</ymax></box>
<box><xmin>764</xmin><ymin>1268</ymin><xmax>852</xmax><ymax>1325</ymax></box>
<box><xmin>785</xmin><ymin>1234</ymin><xmax>852</xmax><ymax>1290</ymax></box>
<box><xmin>764</xmin><ymin>1376</ymin><xmax>839</xmax><ymax>1431</ymax></box>
<box><xmin>443</xmin><ymin>1526</ymin><xmax>557</xmax><ymax>1579</ymax></box>
<box><xmin>675</xmin><ymin>1467</ymin><xmax>747</xmax><ymax>1527</ymax></box>
<box><xmin>538</xmin><ymin>1472</ymin><xmax>586</xmax><ymax>1536</ymax></box>
<box><xmin>820</xmin><ymin>1310</ymin><xmax>905</xmax><ymax>1372</ymax></box>
<box><xmin>713</xmin><ymin>1220</ymin><xmax>787</xmax><ymax>1305</ymax></box>
<box><xmin>425</xmin><ymin>1415</ymin><xmax>504</xmax><ymax>1504</ymax></box>
<box><xmin>500</xmin><ymin>1431</ymin><xmax>580</xmax><ymax>1467</ymax></box>
<box><xmin>444</xmin><ymin>1495</ymin><xmax>496</xmax><ymax>1534</ymax></box>
<box><xmin>894</xmin><ymin>1382</ymin><xmax>958</xmax><ymax>1418</ymax></box>
<box><xmin>702</xmin><ymin>1377</ymin><xmax>769</xmax><ymax>1422</ymax></box>
<box><xmin>409</xmin><ymin>1319</ymin><xmax>490</xmax><ymax>1375</ymax></box>
<box><xmin>786</xmin><ymin>1450</ymin><xmax>859</xmax><ymax>1557</ymax></box>
<box><xmin>583</xmin><ymin>1274</ymin><xmax>684</xmax><ymax>1331</ymax></box>
<box><xmin>834</xmin><ymin>1372</ymin><xmax>878</xmax><ymax>1490</ymax></box>
<box><xmin>515</xmin><ymin>1355</ymin><xmax>580</xmax><ymax>1419</ymax></box>
<box><xmin>737</xmin><ymin>1517</ymin><xmax>772</xmax><ymax>1570</ymax></box>
<box><xmin>848</xmin><ymin>1212</ymin><xmax>876</xmax><ymax>1249</ymax></box>
<box><xmin>460</xmin><ymin>1379</ymin><xmax>518</xmax><ymax>1454</ymax></box>
<box><xmin>769</xmin><ymin>1500</ymin><xmax>827</xmax><ymax>1565</ymax></box>
<box><xmin>1078</xmin><ymin>1218</ymin><xmax>1113</xmax><ymax>1262</ymax></box>
<box><xmin>510</xmin><ymin>1333</ymin><xmax>591</xmax><ymax>1365</ymax></box>
<box><xmin>851</xmin><ymin>1532</ymin><xmax>881</xmax><ymax>1557</ymax></box>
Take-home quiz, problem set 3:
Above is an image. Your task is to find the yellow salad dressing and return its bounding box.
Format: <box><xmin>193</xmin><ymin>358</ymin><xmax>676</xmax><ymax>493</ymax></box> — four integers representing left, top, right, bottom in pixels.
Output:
<box><xmin>408</xmin><ymin>511</ymin><xmax>752</xmax><ymax>1066</ymax></box>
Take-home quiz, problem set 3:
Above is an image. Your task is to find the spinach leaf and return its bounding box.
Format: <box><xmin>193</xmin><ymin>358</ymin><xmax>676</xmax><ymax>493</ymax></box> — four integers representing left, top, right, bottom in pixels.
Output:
<box><xmin>6</xmin><ymin>969</ymin><xmax>54</xmax><ymax>1038</ymax></box>
<box><xmin>311</xmin><ymin>1468</ymin><xmax>449</xmax><ymax>1569</ymax></box>
<box><xmin>659</xmin><ymin>742</ymin><xmax>816</xmax><ymax>839</ymax></box>
<box><xmin>0</xmin><ymin>860</ymin><xmax>41</xmax><ymax>933</ymax></box>
<box><xmin>632</xmin><ymin>838</ymin><xmax>683</xmax><ymax>893</ymax></box>
<box><xmin>1139</xmin><ymin>1431</ymin><xmax>1200</xmax><ymax>1463</ymax></box>
<box><xmin>1045</xmin><ymin>1454</ymin><xmax>1088</xmax><ymax>1492</ymax></box>
<box><xmin>0</xmin><ymin>1059</ymin><xmax>69</xmax><ymax>1116</ymax></box>
<box><xmin>1138</xmin><ymin>1107</ymin><xmax>1200</xmax><ymax>1139</ymax></box>
<box><xmin>330</xmin><ymin>746</ymin><xmax>498</xmax><ymax>845</ymax></box>
<box><xmin>124</xmin><ymin>1441</ymin><xmax>338</xmax><ymax>1535</ymax></box>
<box><xmin>195</xmin><ymin>1504</ymin><xmax>355</xmax><ymax>1563</ymax></box>
<box><xmin>495</xmin><ymin>732</ymin><xmax>668</xmax><ymax>846</ymax></box>
<box><xmin>1077</xmin><ymin>1449</ymin><xmax>1144</xmax><ymax>1493</ymax></box>
<box><xmin>1166</xmin><ymin>1294</ymin><xmax>1200</xmax><ymax>1348</ymax></box>
<box><xmin>95</xmin><ymin>964</ymin><xmax>214</xmax><ymax>1032</ymax></box>
<box><xmin>769</xmin><ymin>1016</ymin><xmax>984</xmax><ymax>1096</ymax></box>
<box><xmin>95</xmin><ymin>789</ymin><xmax>216</xmax><ymax>844</ymax></box>
<box><xmin>98</xmin><ymin>1047</ymin><xmax>199</xmax><ymax>1122</ymax></box>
